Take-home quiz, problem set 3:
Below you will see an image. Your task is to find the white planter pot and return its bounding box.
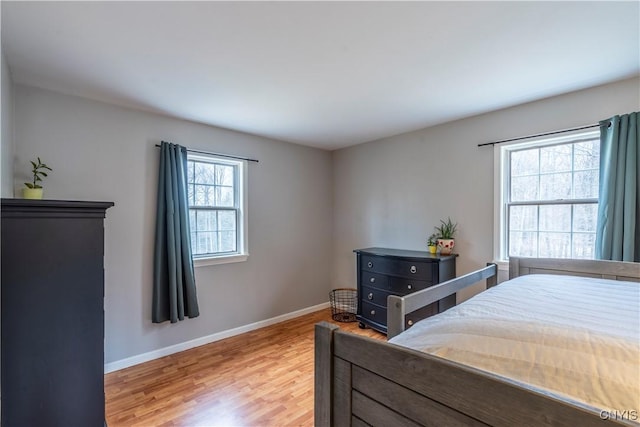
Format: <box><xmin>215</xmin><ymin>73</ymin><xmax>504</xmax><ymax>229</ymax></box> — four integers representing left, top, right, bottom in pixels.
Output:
<box><xmin>437</xmin><ymin>238</ymin><xmax>455</xmax><ymax>255</ymax></box>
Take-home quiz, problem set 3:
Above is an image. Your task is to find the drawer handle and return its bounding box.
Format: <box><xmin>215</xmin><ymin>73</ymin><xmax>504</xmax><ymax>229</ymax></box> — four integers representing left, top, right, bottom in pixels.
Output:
<box><xmin>368</xmin><ymin>293</ymin><xmax>373</xmax><ymax>300</ymax></box>
<box><xmin>410</xmin><ymin>266</ymin><xmax>417</xmax><ymax>274</ymax></box>
<box><xmin>370</xmin><ymin>277</ymin><xmax>375</xmax><ymax>283</ymax></box>
<box><xmin>370</xmin><ymin>310</ymin><xmax>376</xmax><ymax>316</ymax></box>
<box><xmin>367</xmin><ymin>261</ymin><xmax>373</xmax><ymax>268</ymax></box>
<box><xmin>407</xmin><ymin>319</ymin><xmax>414</xmax><ymax>326</ymax></box>
<box><xmin>407</xmin><ymin>284</ymin><xmax>413</xmax><ymax>290</ymax></box>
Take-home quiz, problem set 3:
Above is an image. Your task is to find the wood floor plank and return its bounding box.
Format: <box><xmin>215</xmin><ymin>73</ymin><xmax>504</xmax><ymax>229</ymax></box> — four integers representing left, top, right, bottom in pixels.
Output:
<box><xmin>105</xmin><ymin>309</ymin><xmax>383</xmax><ymax>426</ymax></box>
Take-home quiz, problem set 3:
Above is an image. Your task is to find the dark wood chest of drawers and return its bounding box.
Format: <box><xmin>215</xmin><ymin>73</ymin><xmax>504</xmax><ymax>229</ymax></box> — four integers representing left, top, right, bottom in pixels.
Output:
<box><xmin>1</xmin><ymin>199</ymin><xmax>113</xmax><ymax>427</ymax></box>
<box><xmin>354</xmin><ymin>247</ymin><xmax>457</xmax><ymax>334</ymax></box>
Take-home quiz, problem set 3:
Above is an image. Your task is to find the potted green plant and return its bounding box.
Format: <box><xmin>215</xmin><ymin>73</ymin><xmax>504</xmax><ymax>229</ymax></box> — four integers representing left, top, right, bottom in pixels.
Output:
<box><xmin>434</xmin><ymin>217</ymin><xmax>457</xmax><ymax>255</ymax></box>
<box><xmin>23</xmin><ymin>157</ymin><xmax>52</xmax><ymax>200</ymax></box>
<box><xmin>427</xmin><ymin>233</ymin><xmax>438</xmax><ymax>254</ymax></box>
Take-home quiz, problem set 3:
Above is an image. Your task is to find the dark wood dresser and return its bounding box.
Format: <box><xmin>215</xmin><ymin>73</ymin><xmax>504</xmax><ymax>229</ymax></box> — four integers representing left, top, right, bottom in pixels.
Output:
<box><xmin>354</xmin><ymin>247</ymin><xmax>457</xmax><ymax>334</ymax></box>
<box><xmin>1</xmin><ymin>199</ymin><xmax>113</xmax><ymax>427</ymax></box>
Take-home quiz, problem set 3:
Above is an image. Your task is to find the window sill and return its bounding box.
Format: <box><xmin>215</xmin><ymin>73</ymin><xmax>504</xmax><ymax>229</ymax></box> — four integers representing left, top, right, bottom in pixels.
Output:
<box><xmin>493</xmin><ymin>259</ymin><xmax>509</xmax><ymax>271</ymax></box>
<box><xmin>194</xmin><ymin>253</ymin><xmax>248</xmax><ymax>267</ymax></box>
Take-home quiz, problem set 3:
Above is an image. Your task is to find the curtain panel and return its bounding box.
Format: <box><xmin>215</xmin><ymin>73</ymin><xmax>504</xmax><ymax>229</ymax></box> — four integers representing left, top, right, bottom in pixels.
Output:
<box><xmin>595</xmin><ymin>112</ymin><xmax>639</xmax><ymax>262</ymax></box>
<box><xmin>153</xmin><ymin>142</ymin><xmax>200</xmax><ymax>323</ymax></box>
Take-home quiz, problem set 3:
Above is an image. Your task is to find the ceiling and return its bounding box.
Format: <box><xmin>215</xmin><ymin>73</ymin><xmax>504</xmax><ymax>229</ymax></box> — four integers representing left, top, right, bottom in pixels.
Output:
<box><xmin>2</xmin><ymin>2</ymin><xmax>639</xmax><ymax>150</ymax></box>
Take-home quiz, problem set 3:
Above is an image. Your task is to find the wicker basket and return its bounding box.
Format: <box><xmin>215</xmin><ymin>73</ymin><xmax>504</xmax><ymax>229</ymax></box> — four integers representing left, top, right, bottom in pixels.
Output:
<box><xmin>329</xmin><ymin>288</ymin><xmax>357</xmax><ymax>322</ymax></box>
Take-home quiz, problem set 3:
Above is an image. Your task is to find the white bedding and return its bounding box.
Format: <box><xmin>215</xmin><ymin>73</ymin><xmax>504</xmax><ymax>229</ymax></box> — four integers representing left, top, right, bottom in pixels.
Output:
<box><xmin>389</xmin><ymin>274</ymin><xmax>640</xmax><ymax>413</ymax></box>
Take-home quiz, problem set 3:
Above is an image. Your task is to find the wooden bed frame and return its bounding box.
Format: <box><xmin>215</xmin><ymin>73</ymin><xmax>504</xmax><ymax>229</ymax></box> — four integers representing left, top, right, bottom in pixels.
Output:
<box><xmin>315</xmin><ymin>257</ymin><xmax>640</xmax><ymax>426</ymax></box>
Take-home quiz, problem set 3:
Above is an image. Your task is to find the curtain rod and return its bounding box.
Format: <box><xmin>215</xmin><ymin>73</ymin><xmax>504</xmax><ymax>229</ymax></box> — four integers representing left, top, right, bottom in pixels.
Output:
<box><xmin>478</xmin><ymin>122</ymin><xmax>609</xmax><ymax>148</ymax></box>
<box><xmin>156</xmin><ymin>142</ymin><xmax>259</xmax><ymax>163</ymax></box>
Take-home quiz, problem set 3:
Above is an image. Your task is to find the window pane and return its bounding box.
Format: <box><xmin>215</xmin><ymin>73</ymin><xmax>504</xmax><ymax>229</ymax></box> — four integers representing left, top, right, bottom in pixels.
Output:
<box><xmin>540</xmin><ymin>145</ymin><xmax>572</xmax><ymax>173</ymax></box>
<box><xmin>194</xmin><ymin>162</ymin><xmax>215</xmax><ymax>184</ymax></box>
<box><xmin>509</xmin><ymin>205</ymin><xmax>537</xmax><ymax>231</ymax></box>
<box><xmin>216</xmin><ymin>165</ymin><xmax>234</xmax><ymax>186</ymax></box>
<box><xmin>189</xmin><ymin>209</ymin><xmax>239</xmax><ymax>255</ymax></box>
<box><xmin>193</xmin><ymin>162</ymin><xmax>205</xmax><ymax>184</ymax></box>
<box><xmin>507</xmin><ymin>203</ymin><xmax>597</xmax><ymax>261</ymax></box>
<box><xmin>188</xmin><ymin>184</ymin><xmax>194</xmax><ymax>205</ymax></box>
<box><xmin>573</xmin><ymin>170</ymin><xmax>598</xmax><ymax>199</ymax></box>
<box><xmin>205</xmin><ymin>186</ymin><xmax>215</xmax><ymax>206</ymax></box>
<box><xmin>540</xmin><ymin>173</ymin><xmax>571</xmax><ymax>200</ymax></box>
<box><xmin>194</xmin><ymin>185</ymin><xmax>217</xmax><ymax>206</ymax></box>
<box><xmin>509</xmin><ymin>231</ymin><xmax>538</xmax><ymax>257</ymax></box>
<box><xmin>511</xmin><ymin>176</ymin><xmax>539</xmax><ymax>202</ymax></box>
<box><xmin>539</xmin><ymin>204</ymin><xmax>570</xmax><ymax>232</ymax></box>
<box><xmin>574</xmin><ymin>140</ymin><xmax>599</xmax><ymax>171</ymax></box>
<box><xmin>189</xmin><ymin>210</ymin><xmax>196</xmax><ymax>230</ymax></box>
<box><xmin>511</xmin><ymin>149</ymin><xmax>539</xmax><ymax>177</ymax></box>
<box><xmin>573</xmin><ymin>233</ymin><xmax>595</xmax><ymax>259</ymax></box>
<box><xmin>196</xmin><ymin>233</ymin><xmax>205</xmax><ymax>254</ymax></box>
<box><xmin>196</xmin><ymin>210</ymin><xmax>217</xmax><ymax>232</ymax></box>
<box><xmin>188</xmin><ymin>161</ymin><xmax>194</xmax><ymax>182</ymax></box>
<box><xmin>218</xmin><ymin>210</ymin><xmax>236</xmax><ymax>231</ymax></box>
<box><xmin>539</xmin><ymin>232</ymin><xmax>571</xmax><ymax>258</ymax></box>
<box><xmin>194</xmin><ymin>185</ymin><xmax>207</xmax><ymax>206</ymax></box>
<box><xmin>196</xmin><ymin>231</ymin><xmax>218</xmax><ymax>255</ymax></box>
<box><xmin>219</xmin><ymin>231</ymin><xmax>236</xmax><ymax>252</ymax></box>
<box><xmin>218</xmin><ymin>186</ymin><xmax>234</xmax><ymax>207</ymax></box>
<box><xmin>573</xmin><ymin>204</ymin><xmax>597</xmax><ymax>233</ymax></box>
<box><xmin>190</xmin><ymin>232</ymin><xmax>197</xmax><ymax>254</ymax></box>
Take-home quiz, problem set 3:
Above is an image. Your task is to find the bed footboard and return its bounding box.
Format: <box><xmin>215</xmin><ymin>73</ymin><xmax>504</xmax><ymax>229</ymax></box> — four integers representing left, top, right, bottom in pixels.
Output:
<box><xmin>314</xmin><ymin>321</ymin><xmax>631</xmax><ymax>426</ymax></box>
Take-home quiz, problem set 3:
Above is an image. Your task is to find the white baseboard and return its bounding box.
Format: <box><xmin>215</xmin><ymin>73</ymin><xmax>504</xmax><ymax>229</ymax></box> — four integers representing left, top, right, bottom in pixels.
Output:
<box><xmin>104</xmin><ymin>301</ymin><xmax>330</xmax><ymax>374</ymax></box>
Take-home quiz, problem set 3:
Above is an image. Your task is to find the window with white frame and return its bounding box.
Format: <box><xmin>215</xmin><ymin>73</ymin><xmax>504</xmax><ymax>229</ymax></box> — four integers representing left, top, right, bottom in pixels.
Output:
<box><xmin>495</xmin><ymin>130</ymin><xmax>600</xmax><ymax>261</ymax></box>
<box><xmin>187</xmin><ymin>153</ymin><xmax>247</xmax><ymax>265</ymax></box>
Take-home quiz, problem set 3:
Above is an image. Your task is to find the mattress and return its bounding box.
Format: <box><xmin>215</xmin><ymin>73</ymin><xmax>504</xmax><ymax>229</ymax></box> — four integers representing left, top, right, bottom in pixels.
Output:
<box><xmin>389</xmin><ymin>274</ymin><xmax>640</xmax><ymax>414</ymax></box>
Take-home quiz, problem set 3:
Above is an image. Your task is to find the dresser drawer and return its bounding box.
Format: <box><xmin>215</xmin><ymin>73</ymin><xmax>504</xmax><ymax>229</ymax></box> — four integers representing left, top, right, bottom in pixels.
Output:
<box><xmin>360</xmin><ymin>300</ymin><xmax>386</xmax><ymax>325</ymax></box>
<box><xmin>361</xmin><ymin>271</ymin><xmax>389</xmax><ymax>289</ymax></box>
<box><xmin>361</xmin><ymin>255</ymin><xmax>435</xmax><ymax>280</ymax></box>
<box><xmin>389</xmin><ymin>277</ymin><xmax>432</xmax><ymax>294</ymax></box>
<box><xmin>361</xmin><ymin>285</ymin><xmax>393</xmax><ymax>307</ymax></box>
<box><xmin>355</xmin><ymin>248</ymin><xmax>457</xmax><ymax>335</ymax></box>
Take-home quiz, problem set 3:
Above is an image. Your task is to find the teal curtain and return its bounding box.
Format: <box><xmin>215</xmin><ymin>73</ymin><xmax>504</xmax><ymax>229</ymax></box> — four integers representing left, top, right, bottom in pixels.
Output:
<box><xmin>595</xmin><ymin>112</ymin><xmax>640</xmax><ymax>262</ymax></box>
<box><xmin>153</xmin><ymin>142</ymin><xmax>200</xmax><ymax>323</ymax></box>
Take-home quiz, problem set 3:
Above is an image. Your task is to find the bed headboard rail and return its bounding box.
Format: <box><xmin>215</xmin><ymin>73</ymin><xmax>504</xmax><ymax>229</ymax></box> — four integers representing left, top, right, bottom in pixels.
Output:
<box><xmin>509</xmin><ymin>257</ymin><xmax>640</xmax><ymax>282</ymax></box>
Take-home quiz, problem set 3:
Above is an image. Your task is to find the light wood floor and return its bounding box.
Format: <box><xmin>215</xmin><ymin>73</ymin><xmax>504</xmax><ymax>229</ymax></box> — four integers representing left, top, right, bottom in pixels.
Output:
<box><xmin>105</xmin><ymin>309</ymin><xmax>384</xmax><ymax>426</ymax></box>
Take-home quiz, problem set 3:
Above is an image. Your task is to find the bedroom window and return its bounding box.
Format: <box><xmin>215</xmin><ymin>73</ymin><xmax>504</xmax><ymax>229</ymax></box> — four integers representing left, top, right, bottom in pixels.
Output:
<box><xmin>187</xmin><ymin>153</ymin><xmax>248</xmax><ymax>266</ymax></box>
<box><xmin>495</xmin><ymin>130</ymin><xmax>600</xmax><ymax>261</ymax></box>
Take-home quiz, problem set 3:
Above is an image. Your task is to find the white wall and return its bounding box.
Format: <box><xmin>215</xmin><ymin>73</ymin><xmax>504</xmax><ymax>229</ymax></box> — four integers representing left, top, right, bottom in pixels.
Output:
<box><xmin>1</xmin><ymin>48</ymin><xmax>13</xmax><ymax>197</ymax></box>
<box><xmin>13</xmin><ymin>85</ymin><xmax>333</xmax><ymax>364</ymax></box>
<box><xmin>332</xmin><ymin>77</ymin><xmax>640</xmax><ymax>299</ymax></box>
<box><xmin>11</xmin><ymin>76</ymin><xmax>640</xmax><ymax>367</ymax></box>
